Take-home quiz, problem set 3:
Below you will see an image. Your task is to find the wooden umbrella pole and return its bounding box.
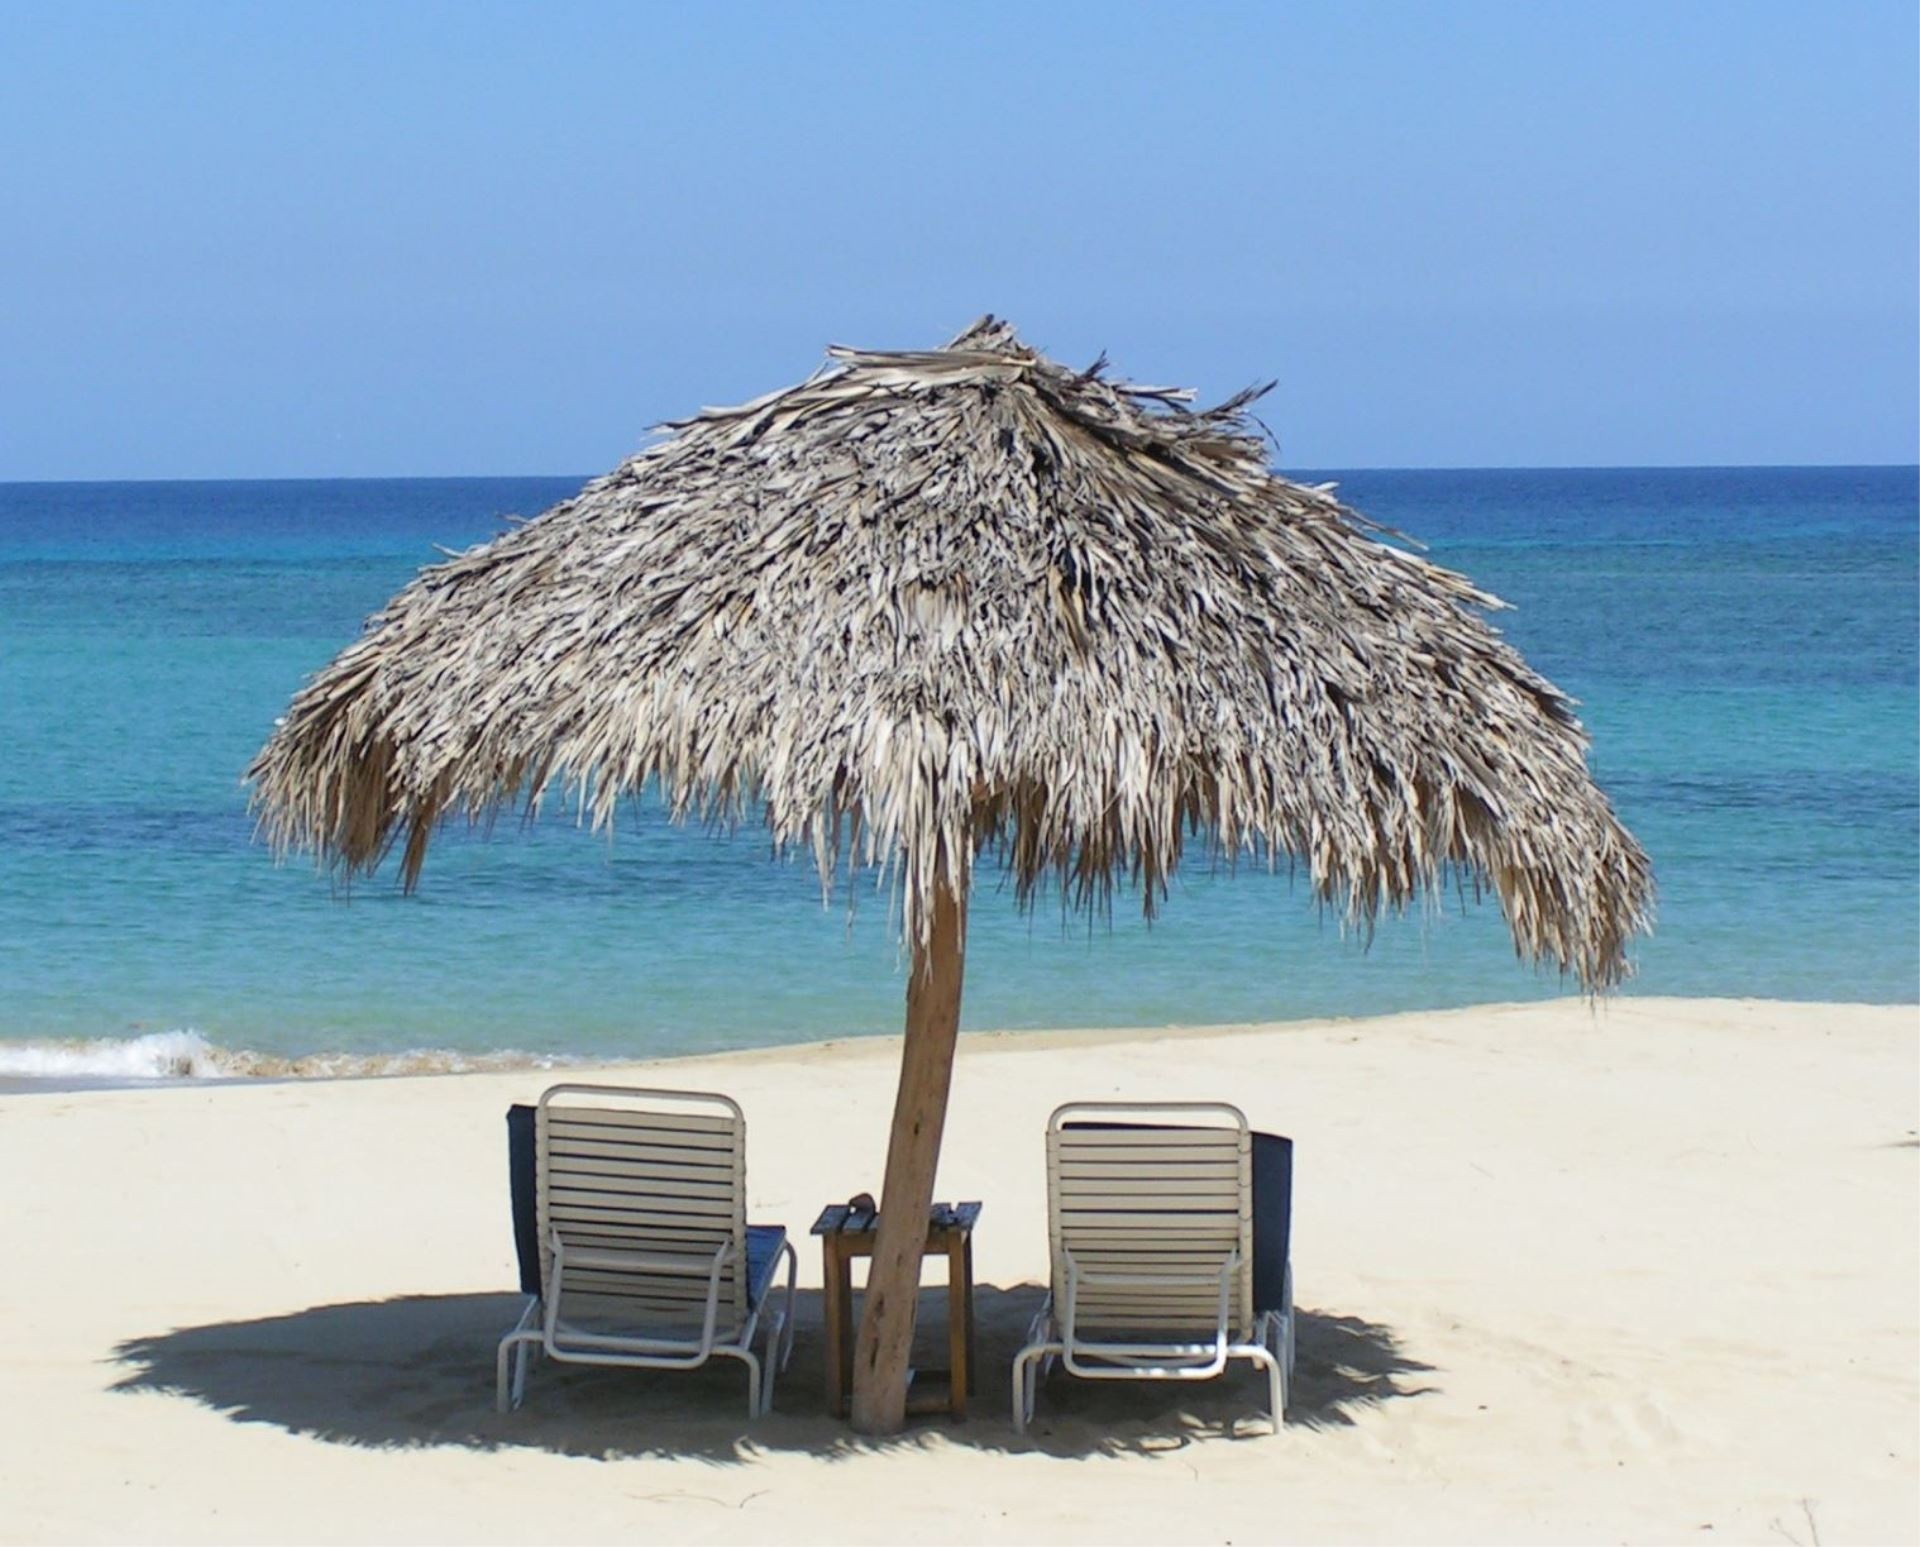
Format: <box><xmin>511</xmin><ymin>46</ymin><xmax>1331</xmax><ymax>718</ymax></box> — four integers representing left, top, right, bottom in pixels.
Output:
<box><xmin>849</xmin><ymin>878</ymin><xmax>968</xmax><ymax>1435</ymax></box>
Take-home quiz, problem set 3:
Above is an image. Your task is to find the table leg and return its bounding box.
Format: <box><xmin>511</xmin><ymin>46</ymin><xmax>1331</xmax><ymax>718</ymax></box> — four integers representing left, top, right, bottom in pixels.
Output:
<box><xmin>963</xmin><ymin>1232</ymin><xmax>977</xmax><ymax>1397</ymax></box>
<box><xmin>822</xmin><ymin>1238</ymin><xmax>847</xmax><ymax>1418</ymax></box>
<box><xmin>838</xmin><ymin>1244</ymin><xmax>858</xmax><ymax>1417</ymax></box>
<box><xmin>946</xmin><ymin>1230</ymin><xmax>968</xmax><ymax>1417</ymax></box>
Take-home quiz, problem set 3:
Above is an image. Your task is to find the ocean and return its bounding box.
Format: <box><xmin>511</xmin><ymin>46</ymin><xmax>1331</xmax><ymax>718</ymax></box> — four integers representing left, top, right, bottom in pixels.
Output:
<box><xmin>1</xmin><ymin>467</ymin><xmax>1914</xmax><ymax>1079</ymax></box>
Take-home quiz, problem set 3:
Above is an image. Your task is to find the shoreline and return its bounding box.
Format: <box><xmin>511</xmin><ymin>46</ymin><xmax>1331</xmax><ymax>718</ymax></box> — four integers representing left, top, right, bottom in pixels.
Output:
<box><xmin>2</xmin><ymin>993</ymin><xmax>1910</xmax><ymax>1096</ymax></box>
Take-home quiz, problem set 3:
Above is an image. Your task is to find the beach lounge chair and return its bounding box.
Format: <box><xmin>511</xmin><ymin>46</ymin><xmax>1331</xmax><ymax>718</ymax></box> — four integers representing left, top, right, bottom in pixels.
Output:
<box><xmin>1012</xmin><ymin>1101</ymin><xmax>1294</xmax><ymax>1434</ymax></box>
<box><xmin>496</xmin><ymin>1083</ymin><xmax>797</xmax><ymax>1417</ymax></box>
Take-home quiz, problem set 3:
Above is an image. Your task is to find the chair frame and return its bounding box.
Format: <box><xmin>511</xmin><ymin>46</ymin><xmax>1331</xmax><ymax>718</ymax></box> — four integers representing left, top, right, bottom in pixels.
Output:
<box><xmin>1012</xmin><ymin>1100</ymin><xmax>1294</xmax><ymax>1435</ymax></box>
<box><xmin>496</xmin><ymin>1083</ymin><xmax>797</xmax><ymax>1417</ymax></box>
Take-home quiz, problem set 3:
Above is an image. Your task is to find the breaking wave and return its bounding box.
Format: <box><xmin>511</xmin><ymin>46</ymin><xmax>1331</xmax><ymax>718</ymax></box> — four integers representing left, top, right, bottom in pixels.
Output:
<box><xmin>0</xmin><ymin>1029</ymin><xmax>575</xmax><ymax>1083</ymax></box>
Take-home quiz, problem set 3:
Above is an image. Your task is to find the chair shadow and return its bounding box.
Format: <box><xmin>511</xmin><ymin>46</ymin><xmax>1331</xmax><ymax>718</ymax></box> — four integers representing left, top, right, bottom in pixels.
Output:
<box><xmin>110</xmin><ymin>1284</ymin><xmax>1436</xmax><ymax>1462</ymax></box>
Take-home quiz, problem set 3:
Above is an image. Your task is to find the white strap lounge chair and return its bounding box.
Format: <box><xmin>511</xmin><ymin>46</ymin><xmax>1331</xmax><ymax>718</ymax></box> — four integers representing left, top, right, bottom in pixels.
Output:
<box><xmin>496</xmin><ymin>1083</ymin><xmax>797</xmax><ymax>1418</ymax></box>
<box><xmin>1012</xmin><ymin>1100</ymin><xmax>1294</xmax><ymax>1435</ymax></box>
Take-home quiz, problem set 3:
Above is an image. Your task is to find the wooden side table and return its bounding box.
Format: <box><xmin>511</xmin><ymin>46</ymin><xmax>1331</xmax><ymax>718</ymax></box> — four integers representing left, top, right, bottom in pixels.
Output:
<box><xmin>811</xmin><ymin>1199</ymin><xmax>982</xmax><ymax>1419</ymax></box>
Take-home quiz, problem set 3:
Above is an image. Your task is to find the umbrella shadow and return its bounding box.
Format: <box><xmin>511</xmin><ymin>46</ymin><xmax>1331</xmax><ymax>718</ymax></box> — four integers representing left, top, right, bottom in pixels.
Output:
<box><xmin>109</xmin><ymin>1284</ymin><xmax>1435</xmax><ymax>1462</ymax></box>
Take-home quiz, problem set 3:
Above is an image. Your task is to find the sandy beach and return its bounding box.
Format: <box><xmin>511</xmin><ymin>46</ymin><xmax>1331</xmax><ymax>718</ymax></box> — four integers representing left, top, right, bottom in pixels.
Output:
<box><xmin>2</xmin><ymin>996</ymin><xmax>1914</xmax><ymax>1545</ymax></box>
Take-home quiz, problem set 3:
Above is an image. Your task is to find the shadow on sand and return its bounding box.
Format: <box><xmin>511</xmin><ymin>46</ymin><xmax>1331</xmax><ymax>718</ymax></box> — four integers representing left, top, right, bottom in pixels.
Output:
<box><xmin>111</xmin><ymin>1283</ymin><xmax>1435</xmax><ymax>1462</ymax></box>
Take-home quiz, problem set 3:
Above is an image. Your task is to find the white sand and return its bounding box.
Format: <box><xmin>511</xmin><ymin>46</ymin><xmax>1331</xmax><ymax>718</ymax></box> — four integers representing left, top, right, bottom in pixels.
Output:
<box><xmin>2</xmin><ymin>997</ymin><xmax>1914</xmax><ymax>1545</ymax></box>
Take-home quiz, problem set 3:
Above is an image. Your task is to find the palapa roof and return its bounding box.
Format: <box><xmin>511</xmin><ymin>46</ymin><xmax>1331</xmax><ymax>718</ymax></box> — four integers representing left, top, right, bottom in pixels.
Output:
<box><xmin>248</xmin><ymin>318</ymin><xmax>1653</xmax><ymax>988</ymax></box>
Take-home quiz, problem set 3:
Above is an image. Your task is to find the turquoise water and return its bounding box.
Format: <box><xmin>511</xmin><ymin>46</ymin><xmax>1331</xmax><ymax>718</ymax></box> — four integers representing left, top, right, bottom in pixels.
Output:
<box><xmin>0</xmin><ymin>468</ymin><xmax>1913</xmax><ymax>1073</ymax></box>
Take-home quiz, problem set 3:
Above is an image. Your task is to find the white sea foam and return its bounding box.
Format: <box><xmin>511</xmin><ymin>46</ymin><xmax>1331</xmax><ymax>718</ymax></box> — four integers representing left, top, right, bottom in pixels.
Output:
<box><xmin>0</xmin><ymin>1030</ymin><xmax>574</xmax><ymax>1083</ymax></box>
<box><xmin>0</xmin><ymin>1029</ymin><xmax>231</xmax><ymax>1079</ymax></box>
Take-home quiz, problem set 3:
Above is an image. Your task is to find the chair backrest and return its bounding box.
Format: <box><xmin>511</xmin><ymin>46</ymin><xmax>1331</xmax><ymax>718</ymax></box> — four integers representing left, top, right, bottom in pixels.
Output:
<box><xmin>535</xmin><ymin>1084</ymin><xmax>749</xmax><ymax>1327</ymax></box>
<box><xmin>1047</xmin><ymin>1101</ymin><xmax>1254</xmax><ymax>1336</ymax></box>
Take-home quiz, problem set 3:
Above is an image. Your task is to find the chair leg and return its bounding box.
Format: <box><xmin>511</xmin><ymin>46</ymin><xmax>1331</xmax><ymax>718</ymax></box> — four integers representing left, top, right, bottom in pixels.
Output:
<box><xmin>777</xmin><ymin>1241</ymin><xmax>798</xmax><ymax>1370</ymax></box>
<box><xmin>1013</xmin><ymin>1342</ymin><xmax>1051</xmax><ymax>1435</ymax></box>
<box><xmin>1247</xmin><ymin>1345</ymin><xmax>1285</xmax><ymax>1434</ymax></box>
<box><xmin>761</xmin><ymin>1309</ymin><xmax>785</xmax><ymax>1414</ymax></box>
<box><xmin>741</xmin><ymin>1347</ymin><xmax>764</xmax><ymax>1418</ymax></box>
<box><xmin>1282</xmin><ymin>1265</ymin><xmax>1296</xmax><ymax>1376</ymax></box>
<box><xmin>496</xmin><ymin>1299</ymin><xmax>542</xmax><ymax>1413</ymax></box>
<box><xmin>1260</xmin><ymin>1312</ymin><xmax>1291</xmax><ymax>1428</ymax></box>
<box><xmin>496</xmin><ymin>1328</ymin><xmax>539</xmax><ymax>1413</ymax></box>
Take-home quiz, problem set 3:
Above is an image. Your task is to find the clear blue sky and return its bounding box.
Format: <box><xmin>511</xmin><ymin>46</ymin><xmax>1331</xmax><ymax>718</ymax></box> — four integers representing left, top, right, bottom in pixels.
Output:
<box><xmin>2</xmin><ymin>1</ymin><xmax>1914</xmax><ymax>479</ymax></box>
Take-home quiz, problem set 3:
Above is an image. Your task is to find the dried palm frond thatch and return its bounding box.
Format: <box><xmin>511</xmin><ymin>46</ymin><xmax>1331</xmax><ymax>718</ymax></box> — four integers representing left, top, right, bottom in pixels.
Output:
<box><xmin>248</xmin><ymin>317</ymin><xmax>1652</xmax><ymax>1434</ymax></box>
<box><xmin>249</xmin><ymin>317</ymin><xmax>1651</xmax><ymax>986</ymax></box>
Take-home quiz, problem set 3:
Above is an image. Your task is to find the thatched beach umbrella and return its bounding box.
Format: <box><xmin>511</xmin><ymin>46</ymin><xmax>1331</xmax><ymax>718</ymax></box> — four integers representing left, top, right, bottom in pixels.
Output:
<box><xmin>249</xmin><ymin>318</ymin><xmax>1652</xmax><ymax>1434</ymax></box>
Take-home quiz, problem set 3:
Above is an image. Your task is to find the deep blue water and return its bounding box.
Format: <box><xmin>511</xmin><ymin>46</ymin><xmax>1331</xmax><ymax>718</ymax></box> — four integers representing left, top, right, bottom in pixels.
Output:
<box><xmin>0</xmin><ymin>467</ymin><xmax>1913</xmax><ymax>1071</ymax></box>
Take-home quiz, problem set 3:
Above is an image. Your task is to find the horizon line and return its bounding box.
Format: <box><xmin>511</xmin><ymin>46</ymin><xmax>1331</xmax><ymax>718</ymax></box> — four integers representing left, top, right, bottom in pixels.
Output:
<box><xmin>3</xmin><ymin>460</ymin><xmax>1917</xmax><ymax>488</ymax></box>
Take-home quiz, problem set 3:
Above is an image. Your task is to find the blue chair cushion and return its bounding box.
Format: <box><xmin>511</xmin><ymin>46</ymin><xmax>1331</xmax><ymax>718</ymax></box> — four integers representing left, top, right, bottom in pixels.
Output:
<box><xmin>507</xmin><ymin>1103</ymin><xmax>540</xmax><ymax>1295</ymax></box>
<box><xmin>744</xmin><ymin>1224</ymin><xmax>788</xmax><ymax>1308</ymax></box>
<box><xmin>1249</xmin><ymin>1131</ymin><xmax>1293</xmax><ymax>1313</ymax></box>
